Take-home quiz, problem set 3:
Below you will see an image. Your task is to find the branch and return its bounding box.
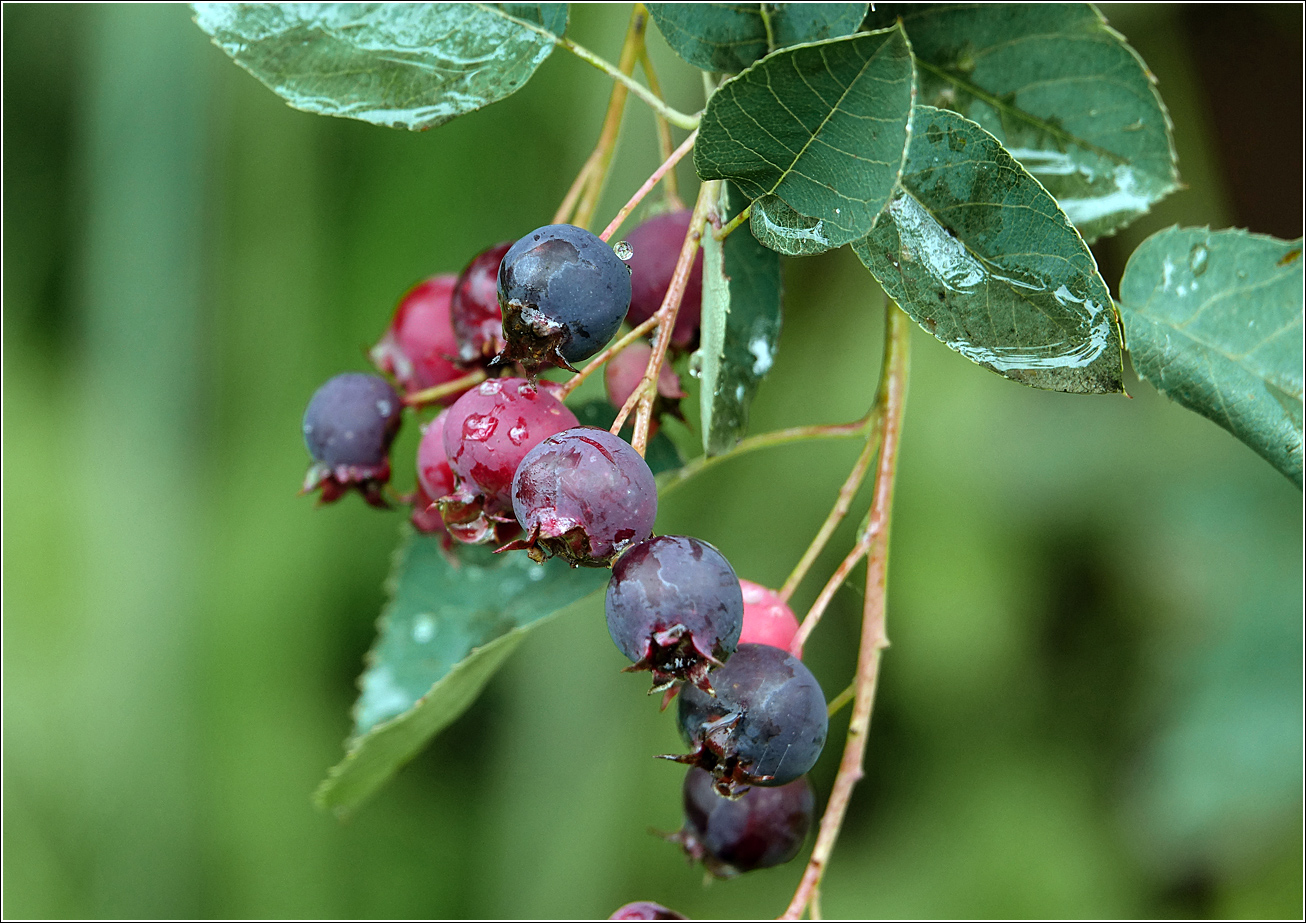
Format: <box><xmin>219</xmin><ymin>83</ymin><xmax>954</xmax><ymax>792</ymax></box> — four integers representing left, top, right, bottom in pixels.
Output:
<box><xmin>782</xmin><ymin>301</ymin><xmax>912</xmax><ymax>920</ymax></box>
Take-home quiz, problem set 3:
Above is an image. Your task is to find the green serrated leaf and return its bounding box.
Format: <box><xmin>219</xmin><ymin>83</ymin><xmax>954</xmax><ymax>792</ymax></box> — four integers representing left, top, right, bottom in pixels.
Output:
<box><xmin>315</xmin><ymin>531</ymin><xmax>606</xmax><ymax>816</ymax></box>
<box><xmin>192</xmin><ymin>3</ymin><xmax>567</xmax><ymax>130</ymax></box>
<box><xmin>699</xmin><ymin>184</ymin><xmax>785</xmax><ymax>456</ymax></box>
<box><xmin>647</xmin><ymin>3</ymin><xmax>868</xmax><ymax>74</ymax></box>
<box><xmin>569</xmin><ymin>399</ymin><xmax>684</xmax><ymax>476</ymax></box>
<box><xmin>868</xmin><ymin>3</ymin><xmax>1179</xmax><ymax>242</ymax></box>
<box><xmin>853</xmin><ymin>106</ymin><xmax>1124</xmax><ymax>394</ymax></box>
<box><xmin>1118</xmin><ymin>227</ymin><xmax>1304</xmax><ymax>487</ymax></box>
<box><xmin>694</xmin><ymin>27</ymin><xmax>915</xmax><ymax>256</ymax></box>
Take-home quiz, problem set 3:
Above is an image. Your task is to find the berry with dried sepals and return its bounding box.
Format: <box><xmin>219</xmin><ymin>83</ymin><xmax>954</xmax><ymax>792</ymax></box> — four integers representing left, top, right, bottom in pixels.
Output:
<box><xmin>369</xmin><ymin>275</ymin><xmax>465</xmax><ymax>401</ymax></box>
<box><xmin>505</xmin><ymin>427</ymin><xmax>657</xmax><ymax>566</ymax></box>
<box><xmin>624</xmin><ymin>209</ymin><xmax>703</xmax><ymax>349</ymax></box>
<box><xmin>608</xmin><ymin>902</ymin><xmax>686</xmax><ymax>921</ymax></box>
<box><xmin>302</xmin><ymin>372</ymin><xmax>402</xmax><ymax>507</ymax></box>
<box><xmin>605</xmin><ymin>536</ymin><xmax>743</xmax><ymax>694</ymax></box>
<box><xmin>439</xmin><ymin>377</ymin><xmax>577</xmax><ymax>544</ymax></box>
<box><xmin>604</xmin><ymin>341</ymin><xmax>686</xmax><ymax>436</ymax></box>
<box><xmin>451</xmin><ymin>241</ymin><xmax>513</xmax><ymax>363</ymax></box>
<box><xmin>738</xmin><ymin>579</ymin><xmax>803</xmax><ymax>658</ymax></box>
<box><xmin>670</xmin><ymin>643</ymin><xmax>827</xmax><ymax>796</ymax></box>
<box><xmin>496</xmin><ymin>224</ymin><xmax>631</xmax><ymax>372</ymax></box>
<box><xmin>671</xmin><ymin>767</ymin><xmax>814</xmax><ymax>878</ymax></box>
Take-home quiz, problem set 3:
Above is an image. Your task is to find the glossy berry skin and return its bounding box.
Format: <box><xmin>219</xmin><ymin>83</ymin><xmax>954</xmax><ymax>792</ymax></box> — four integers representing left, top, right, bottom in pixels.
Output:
<box><xmin>451</xmin><ymin>241</ymin><xmax>513</xmax><ymax>363</ymax></box>
<box><xmin>738</xmin><ymin>579</ymin><xmax>803</xmax><ymax>658</ymax></box>
<box><xmin>608</xmin><ymin>902</ymin><xmax>686</xmax><ymax>921</ymax></box>
<box><xmin>410</xmin><ymin>410</ymin><xmax>454</xmax><ymax>537</ymax></box>
<box><xmin>496</xmin><ymin>224</ymin><xmax>632</xmax><ymax>372</ymax></box>
<box><xmin>302</xmin><ymin>372</ymin><xmax>402</xmax><ymax>507</ymax></box>
<box><xmin>369</xmin><ymin>275</ymin><xmax>464</xmax><ymax>400</ymax></box>
<box><xmin>505</xmin><ymin>427</ymin><xmax>657</xmax><ymax>567</ymax></box>
<box><xmin>673</xmin><ymin>767</ymin><xmax>814</xmax><ymax>878</ymax></box>
<box><xmin>606</xmin><ymin>536</ymin><xmax>743</xmax><ymax>694</ymax></box>
<box><xmin>672</xmin><ymin>643</ymin><xmax>827</xmax><ymax>797</ymax></box>
<box><xmin>624</xmin><ymin>210</ymin><xmax>703</xmax><ymax>349</ymax></box>
<box><xmin>438</xmin><ymin>377</ymin><xmax>577</xmax><ymax>544</ymax></box>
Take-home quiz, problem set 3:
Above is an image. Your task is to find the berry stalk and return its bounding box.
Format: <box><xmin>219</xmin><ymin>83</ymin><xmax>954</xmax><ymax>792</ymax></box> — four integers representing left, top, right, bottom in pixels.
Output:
<box><xmin>600</xmin><ymin>129</ymin><xmax>697</xmax><ymax>243</ymax></box>
<box><xmin>634</xmin><ymin>30</ymin><xmax>682</xmax><ymax>206</ymax></box>
<box><xmin>400</xmin><ymin>369</ymin><xmax>488</xmax><ymax>408</ymax></box>
<box><xmin>783</xmin><ymin>301</ymin><xmax>911</xmax><ymax>921</ymax></box>
<box><xmin>626</xmin><ymin>181</ymin><xmax>714</xmax><ymax>455</ymax></box>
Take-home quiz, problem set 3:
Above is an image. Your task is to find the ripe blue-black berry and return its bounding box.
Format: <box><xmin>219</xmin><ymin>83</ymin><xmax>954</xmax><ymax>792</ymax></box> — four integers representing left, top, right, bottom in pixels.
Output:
<box><xmin>302</xmin><ymin>372</ymin><xmax>402</xmax><ymax>507</ymax></box>
<box><xmin>496</xmin><ymin>224</ymin><xmax>631</xmax><ymax>372</ymax></box>
<box><xmin>605</xmin><ymin>536</ymin><xmax>743</xmax><ymax>694</ymax></box>
<box><xmin>624</xmin><ymin>210</ymin><xmax>702</xmax><ymax>349</ymax></box>
<box><xmin>505</xmin><ymin>427</ymin><xmax>657</xmax><ymax>567</ymax></box>
<box><xmin>671</xmin><ymin>767</ymin><xmax>814</xmax><ymax>877</ymax></box>
<box><xmin>370</xmin><ymin>275</ymin><xmax>464</xmax><ymax>400</ymax></box>
<box><xmin>438</xmin><ymin>377</ymin><xmax>577</xmax><ymax>544</ymax></box>
<box><xmin>671</xmin><ymin>643</ymin><xmax>827</xmax><ymax>796</ymax></box>
<box><xmin>451</xmin><ymin>241</ymin><xmax>513</xmax><ymax>363</ymax></box>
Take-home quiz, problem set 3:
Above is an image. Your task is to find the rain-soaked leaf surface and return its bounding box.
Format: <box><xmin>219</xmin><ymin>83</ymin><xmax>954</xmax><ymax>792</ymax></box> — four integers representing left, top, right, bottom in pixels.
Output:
<box><xmin>192</xmin><ymin>3</ymin><xmax>567</xmax><ymax>130</ymax></box>
<box><xmin>695</xmin><ymin>26</ymin><xmax>914</xmax><ymax>255</ymax></box>
<box><xmin>866</xmin><ymin>3</ymin><xmax>1179</xmax><ymax>242</ymax></box>
<box><xmin>570</xmin><ymin>399</ymin><xmax>684</xmax><ymax>475</ymax></box>
<box><xmin>699</xmin><ymin>184</ymin><xmax>784</xmax><ymax>455</ymax></box>
<box><xmin>852</xmin><ymin>106</ymin><xmax>1124</xmax><ymax>394</ymax></box>
<box><xmin>647</xmin><ymin>3</ymin><xmax>868</xmax><ymax>74</ymax></box>
<box><xmin>1119</xmin><ymin>227</ymin><xmax>1304</xmax><ymax>486</ymax></box>
<box><xmin>316</xmin><ymin>531</ymin><xmax>605</xmax><ymax>815</ymax></box>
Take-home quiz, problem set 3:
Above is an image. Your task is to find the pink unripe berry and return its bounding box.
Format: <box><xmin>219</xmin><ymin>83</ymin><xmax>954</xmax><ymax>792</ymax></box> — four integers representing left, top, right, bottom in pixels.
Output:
<box><xmin>370</xmin><ymin>275</ymin><xmax>464</xmax><ymax>399</ymax></box>
<box><xmin>738</xmin><ymin>579</ymin><xmax>803</xmax><ymax>658</ymax></box>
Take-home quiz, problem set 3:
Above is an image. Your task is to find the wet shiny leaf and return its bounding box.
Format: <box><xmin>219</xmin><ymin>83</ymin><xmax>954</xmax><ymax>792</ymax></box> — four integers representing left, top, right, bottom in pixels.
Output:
<box><xmin>694</xmin><ymin>26</ymin><xmax>915</xmax><ymax>255</ymax></box>
<box><xmin>647</xmin><ymin>3</ymin><xmax>868</xmax><ymax>73</ymax></box>
<box><xmin>867</xmin><ymin>3</ymin><xmax>1179</xmax><ymax>242</ymax></box>
<box><xmin>1119</xmin><ymin>227</ymin><xmax>1304</xmax><ymax>487</ymax></box>
<box><xmin>699</xmin><ymin>184</ymin><xmax>784</xmax><ymax>456</ymax></box>
<box><xmin>315</xmin><ymin>531</ymin><xmax>605</xmax><ymax>815</ymax></box>
<box><xmin>853</xmin><ymin>106</ymin><xmax>1124</xmax><ymax>394</ymax></box>
<box><xmin>192</xmin><ymin>3</ymin><xmax>567</xmax><ymax>130</ymax></box>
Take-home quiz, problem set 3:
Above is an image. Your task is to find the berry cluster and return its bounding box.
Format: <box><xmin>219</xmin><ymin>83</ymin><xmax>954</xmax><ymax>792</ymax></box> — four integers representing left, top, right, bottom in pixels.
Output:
<box><xmin>301</xmin><ymin>210</ymin><xmax>824</xmax><ymax>889</ymax></box>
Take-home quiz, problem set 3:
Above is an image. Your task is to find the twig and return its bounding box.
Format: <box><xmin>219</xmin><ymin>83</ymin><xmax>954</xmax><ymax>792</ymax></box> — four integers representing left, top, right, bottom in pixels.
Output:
<box><xmin>559</xmin><ymin>37</ymin><xmax>699</xmax><ymax>129</ymax></box>
<box><xmin>635</xmin><ymin>36</ymin><xmax>682</xmax><ymax>205</ymax></box>
<box><xmin>557</xmin><ymin>315</ymin><xmax>660</xmax><ymax>400</ymax></box>
<box><xmin>782</xmin><ymin>302</ymin><xmax>911</xmax><ymax>920</ymax></box>
<box><xmin>400</xmin><ymin>369</ymin><xmax>487</xmax><ymax>408</ymax></box>
<box><xmin>600</xmin><ymin>129</ymin><xmax>697</xmax><ymax>242</ymax></box>
<box><xmin>713</xmin><ymin>203</ymin><xmax>752</xmax><ymax>241</ymax></box>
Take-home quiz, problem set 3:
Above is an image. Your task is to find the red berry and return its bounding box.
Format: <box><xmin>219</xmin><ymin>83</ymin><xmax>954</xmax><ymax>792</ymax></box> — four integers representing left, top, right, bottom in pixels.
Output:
<box><xmin>738</xmin><ymin>579</ymin><xmax>802</xmax><ymax>657</ymax></box>
<box><xmin>624</xmin><ymin>210</ymin><xmax>703</xmax><ymax>349</ymax></box>
<box><xmin>438</xmin><ymin>377</ymin><xmax>577</xmax><ymax>543</ymax></box>
<box><xmin>410</xmin><ymin>410</ymin><xmax>454</xmax><ymax>537</ymax></box>
<box><xmin>603</xmin><ymin>342</ymin><xmax>686</xmax><ymax>438</ymax></box>
<box><xmin>451</xmin><ymin>241</ymin><xmax>513</xmax><ymax>363</ymax></box>
<box><xmin>370</xmin><ymin>275</ymin><xmax>464</xmax><ymax>399</ymax></box>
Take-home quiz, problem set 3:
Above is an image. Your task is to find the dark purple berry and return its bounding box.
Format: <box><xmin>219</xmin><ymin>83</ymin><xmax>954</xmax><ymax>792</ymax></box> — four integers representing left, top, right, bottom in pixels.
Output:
<box><xmin>504</xmin><ymin>427</ymin><xmax>657</xmax><ymax>567</ymax></box>
<box><xmin>302</xmin><ymin>372</ymin><xmax>402</xmax><ymax>507</ymax></box>
<box><xmin>438</xmin><ymin>377</ymin><xmax>577</xmax><ymax>544</ymax></box>
<box><xmin>670</xmin><ymin>643</ymin><xmax>827</xmax><ymax>797</ymax></box>
<box><xmin>624</xmin><ymin>210</ymin><xmax>703</xmax><ymax>349</ymax></box>
<box><xmin>608</xmin><ymin>902</ymin><xmax>686</xmax><ymax>921</ymax></box>
<box><xmin>605</xmin><ymin>536</ymin><xmax>743</xmax><ymax>694</ymax></box>
<box><xmin>672</xmin><ymin>767</ymin><xmax>814</xmax><ymax>878</ymax></box>
<box><xmin>496</xmin><ymin>224</ymin><xmax>632</xmax><ymax>372</ymax></box>
<box><xmin>370</xmin><ymin>275</ymin><xmax>464</xmax><ymax>400</ymax></box>
<box><xmin>451</xmin><ymin>241</ymin><xmax>513</xmax><ymax>362</ymax></box>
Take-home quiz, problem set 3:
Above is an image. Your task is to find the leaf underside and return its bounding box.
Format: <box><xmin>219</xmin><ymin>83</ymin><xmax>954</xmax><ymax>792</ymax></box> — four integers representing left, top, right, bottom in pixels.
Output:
<box><xmin>1118</xmin><ymin>227</ymin><xmax>1304</xmax><ymax>486</ymax></box>
<box><xmin>853</xmin><ymin>106</ymin><xmax>1125</xmax><ymax>394</ymax></box>
<box><xmin>868</xmin><ymin>3</ymin><xmax>1180</xmax><ymax>242</ymax></box>
<box><xmin>700</xmin><ymin>184</ymin><xmax>784</xmax><ymax>456</ymax></box>
<box><xmin>647</xmin><ymin>2</ymin><xmax>868</xmax><ymax>74</ymax></box>
<box><xmin>695</xmin><ymin>26</ymin><xmax>916</xmax><ymax>256</ymax></box>
<box><xmin>192</xmin><ymin>3</ymin><xmax>567</xmax><ymax>130</ymax></box>
<box><xmin>315</xmin><ymin>532</ymin><xmax>605</xmax><ymax>816</ymax></box>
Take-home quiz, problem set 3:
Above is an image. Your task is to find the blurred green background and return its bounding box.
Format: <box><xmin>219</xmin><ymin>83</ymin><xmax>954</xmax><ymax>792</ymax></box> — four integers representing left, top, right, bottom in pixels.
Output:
<box><xmin>3</xmin><ymin>4</ymin><xmax>1301</xmax><ymax>918</ymax></box>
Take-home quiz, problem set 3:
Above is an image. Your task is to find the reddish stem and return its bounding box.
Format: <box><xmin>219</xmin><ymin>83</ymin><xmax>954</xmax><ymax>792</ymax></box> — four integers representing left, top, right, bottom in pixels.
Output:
<box><xmin>599</xmin><ymin>129</ymin><xmax>697</xmax><ymax>243</ymax></box>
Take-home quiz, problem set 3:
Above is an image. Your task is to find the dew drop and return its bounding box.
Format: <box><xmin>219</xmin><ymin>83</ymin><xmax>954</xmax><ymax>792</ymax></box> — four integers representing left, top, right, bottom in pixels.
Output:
<box><xmin>412</xmin><ymin>613</ymin><xmax>436</xmax><ymax>644</ymax></box>
<box><xmin>613</xmin><ymin>240</ymin><xmax>634</xmax><ymax>260</ymax></box>
<box><xmin>1189</xmin><ymin>243</ymin><xmax>1210</xmax><ymax>277</ymax></box>
<box><xmin>687</xmin><ymin>351</ymin><xmax>704</xmax><ymax>379</ymax></box>
<box><xmin>463</xmin><ymin>413</ymin><xmax>496</xmax><ymax>442</ymax></box>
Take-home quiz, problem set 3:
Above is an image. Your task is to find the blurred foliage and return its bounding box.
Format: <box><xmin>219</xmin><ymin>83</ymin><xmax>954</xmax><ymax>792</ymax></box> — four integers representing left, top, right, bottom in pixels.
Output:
<box><xmin>3</xmin><ymin>4</ymin><xmax>1301</xmax><ymax>919</ymax></box>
